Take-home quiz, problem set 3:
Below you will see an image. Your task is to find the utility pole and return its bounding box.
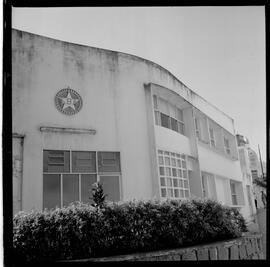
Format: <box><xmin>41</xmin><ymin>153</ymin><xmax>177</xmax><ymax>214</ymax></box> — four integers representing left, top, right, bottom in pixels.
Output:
<box><xmin>258</xmin><ymin>144</ymin><xmax>265</xmax><ymax>179</ymax></box>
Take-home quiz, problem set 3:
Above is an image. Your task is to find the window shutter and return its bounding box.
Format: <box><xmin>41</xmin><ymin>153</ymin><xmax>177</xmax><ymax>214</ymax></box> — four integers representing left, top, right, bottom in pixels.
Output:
<box><xmin>43</xmin><ymin>150</ymin><xmax>70</xmax><ymax>173</ymax></box>
<box><xmin>98</xmin><ymin>152</ymin><xmax>121</xmax><ymax>172</ymax></box>
<box><xmin>72</xmin><ymin>151</ymin><xmax>96</xmax><ymax>173</ymax></box>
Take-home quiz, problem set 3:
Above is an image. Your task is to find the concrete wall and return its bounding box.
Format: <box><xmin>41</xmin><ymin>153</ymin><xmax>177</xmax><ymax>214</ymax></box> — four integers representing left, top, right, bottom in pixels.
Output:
<box><xmin>155</xmin><ymin>126</ymin><xmax>191</xmax><ymax>156</ymax></box>
<box><xmin>198</xmin><ymin>144</ymin><xmax>242</xmax><ymax>181</ymax></box>
<box><xmin>59</xmin><ymin>234</ymin><xmax>264</xmax><ymax>261</ymax></box>
<box><xmin>12</xmin><ymin>135</ymin><xmax>24</xmax><ymax>215</ymax></box>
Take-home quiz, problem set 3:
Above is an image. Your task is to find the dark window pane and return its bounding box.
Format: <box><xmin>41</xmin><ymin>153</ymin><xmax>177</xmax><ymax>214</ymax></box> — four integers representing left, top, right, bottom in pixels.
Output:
<box><xmin>160</xmin><ymin>113</ymin><xmax>170</xmax><ymax>129</ymax></box>
<box><xmin>43</xmin><ymin>174</ymin><xmax>61</xmax><ymax>210</ymax></box>
<box><xmin>160</xmin><ymin>177</ymin><xmax>166</xmax><ymax>186</ymax></box>
<box><xmin>72</xmin><ymin>151</ymin><xmax>96</xmax><ymax>173</ymax></box>
<box><xmin>232</xmin><ymin>195</ymin><xmax>238</xmax><ymax>205</ymax></box>
<box><xmin>161</xmin><ymin>188</ymin><xmax>167</xmax><ymax>197</ymax></box>
<box><xmin>171</xmin><ymin>118</ymin><xmax>178</xmax><ymax>132</ymax></box>
<box><xmin>43</xmin><ymin>150</ymin><xmax>70</xmax><ymax>173</ymax></box>
<box><xmin>230</xmin><ymin>182</ymin><xmax>236</xmax><ymax>194</ymax></box>
<box><xmin>63</xmin><ymin>174</ymin><xmax>79</xmax><ymax>206</ymax></box>
<box><xmin>99</xmin><ymin>176</ymin><xmax>120</xmax><ymax>202</ymax></box>
<box><xmin>81</xmin><ymin>174</ymin><xmax>97</xmax><ymax>204</ymax></box>
<box><xmin>98</xmin><ymin>152</ymin><xmax>121</xmax><ymax>172</ymax></box>
<box><xmin>159</xmin><ymin>167</ymin><xmax>165</xmax><ymax>175</ymax></box>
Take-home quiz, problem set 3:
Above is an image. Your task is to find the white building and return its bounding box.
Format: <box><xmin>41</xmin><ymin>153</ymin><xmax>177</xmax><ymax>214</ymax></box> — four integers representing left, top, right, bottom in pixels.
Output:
<box><xmin>236</xmin><ymin>134</ymin><xmax>257</xmax><ymax>220</ymax></box>
<box><xmin>12</xmin><ymin>29</ymin><xmax>253</xmax><ymax>221</ymax></box>
<box><xmin>237</xmin><ymin>137</ymin><xmax>267</xmax><ymax>210</ymax></box>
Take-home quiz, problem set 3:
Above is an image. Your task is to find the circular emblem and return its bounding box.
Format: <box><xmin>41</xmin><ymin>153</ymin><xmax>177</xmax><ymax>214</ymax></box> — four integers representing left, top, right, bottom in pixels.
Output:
<box><xmin>55</xmin><ymin>87</ymin><xmax>83</xmax><ymax>115</ymax></box>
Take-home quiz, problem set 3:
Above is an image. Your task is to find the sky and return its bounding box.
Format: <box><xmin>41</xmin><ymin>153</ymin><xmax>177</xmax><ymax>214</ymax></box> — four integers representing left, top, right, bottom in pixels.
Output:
<box><xmin>11</xmin><ymin>6</ymin><xmax>266</xmax><ymax>161</ymax></box>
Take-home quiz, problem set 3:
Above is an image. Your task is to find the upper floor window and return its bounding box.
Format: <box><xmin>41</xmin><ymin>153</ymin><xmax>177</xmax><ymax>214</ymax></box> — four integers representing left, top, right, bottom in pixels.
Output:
<box><xmin>194</xmin><ymin>117</ymin><xmax>201</xmax><ymax>139</ymax></box>
<box><xmin>224</xmin><ymin>138</ymin><xmax>230</xmax><ymax>155</ymax></box>
<box><xmin>153</xmin><ymin>95</ymin><xmax>185</xmax><ymax>135</ymax></box>
<box><xmin>43</xmin><ymin>150</ymin><xmax>121</xmax><ymax>210</ymax></box>
<box><xmin>209</xmin><ymin>128</ymin><xmax>215</xmax><ymax>147</ymax></box>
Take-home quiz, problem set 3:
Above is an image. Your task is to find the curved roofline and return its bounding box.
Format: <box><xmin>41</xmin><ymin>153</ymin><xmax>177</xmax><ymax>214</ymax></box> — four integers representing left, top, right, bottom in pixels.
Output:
<box><xmin>12</xmin><ymin>28</ymin><xmax>234</xmax><ymax>122</ymax></box>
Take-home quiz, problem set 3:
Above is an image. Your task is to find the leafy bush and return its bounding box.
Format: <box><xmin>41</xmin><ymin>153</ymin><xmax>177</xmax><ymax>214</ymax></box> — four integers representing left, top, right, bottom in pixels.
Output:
<box><xmin>13</xmin><ymin>199</ymin><xmax>247</xmax><ymax>263</ymax></box>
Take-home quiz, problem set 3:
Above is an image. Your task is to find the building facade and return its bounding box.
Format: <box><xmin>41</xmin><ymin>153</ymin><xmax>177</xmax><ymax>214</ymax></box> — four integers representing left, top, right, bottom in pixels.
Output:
<box><xmin>12</xmin><ymin>29</ymin><xmax>252</xmax><ymax>221</ymax></box>
<box><xmin>237</xmin><ymin>137</ymin><xmax>267</xmax><ymax>210</ymax></box>
<box><xmin>236</xmin><ymin>134</ymin><xmax>257</xmax><ymax>220</ymax></box>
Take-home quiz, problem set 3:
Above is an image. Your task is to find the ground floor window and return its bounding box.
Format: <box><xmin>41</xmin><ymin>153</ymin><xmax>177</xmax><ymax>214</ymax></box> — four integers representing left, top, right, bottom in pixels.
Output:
<box><xmin>43</xmin><ymin>150</ymin><xmax>121</xmax><ymax>209</ymax></box>
<box><xmin>201</xmin><ymin>172</ymin><xmax>217</xmax><ymax>200</ymax></box>
<box><xmin>157</xmin><ymin>149</ymin><xmax>190</xmax><ymax>199</ymax></box>
<box><xmin>230</xmin><ymin>180</ymin><xmax>238</xmax><ymax>205</ymax></box>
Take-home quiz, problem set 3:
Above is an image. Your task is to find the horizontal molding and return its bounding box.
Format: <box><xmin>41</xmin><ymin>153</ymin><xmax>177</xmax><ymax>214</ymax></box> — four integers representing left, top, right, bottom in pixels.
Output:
<box><xmin>12</xmin><ymin>133</ymin><xmax>25</xmax><ymax>138</ymax></box>
<box><xmin>39</xmin><ymin>126</ymin><xmax>96</xmax><ymax>135</ymax></box>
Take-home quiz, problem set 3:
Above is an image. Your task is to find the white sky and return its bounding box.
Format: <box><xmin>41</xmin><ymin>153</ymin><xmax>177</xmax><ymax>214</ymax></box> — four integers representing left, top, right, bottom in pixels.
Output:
<box><xmin>12</xmin><ymin>6</ymin><xmax>266</xmax><ymax>161</ymax></box>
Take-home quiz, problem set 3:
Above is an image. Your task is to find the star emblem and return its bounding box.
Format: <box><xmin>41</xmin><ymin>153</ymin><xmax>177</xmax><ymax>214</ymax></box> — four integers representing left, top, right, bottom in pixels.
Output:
<box><xmin>59</xmin><ymin>92</ymin><xmax>79</xmax><ymax>111</ymax></box>
<box><xmin>55</xmin><ymin>88</ymin><xmax>83</xmax><ymax>115</ymax></box>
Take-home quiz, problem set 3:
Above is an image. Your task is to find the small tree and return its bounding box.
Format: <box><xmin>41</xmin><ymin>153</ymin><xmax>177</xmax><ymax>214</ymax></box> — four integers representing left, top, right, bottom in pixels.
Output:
<box><xmin>253</xmin><ymin>175</ymin><xmax>267</xmax><ymax>189</ymax></box>
<box><xmin>91</xmin><ymin>182</ymin><xmax>107</xmax><ymax>208</ymax></box>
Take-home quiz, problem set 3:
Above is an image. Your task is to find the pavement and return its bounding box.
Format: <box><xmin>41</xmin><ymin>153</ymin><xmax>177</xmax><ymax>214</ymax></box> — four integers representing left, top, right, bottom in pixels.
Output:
<box><xmin>247</xmin><ymin>207</ymin><xmax>266</xmax><ymax>259</ymax></box>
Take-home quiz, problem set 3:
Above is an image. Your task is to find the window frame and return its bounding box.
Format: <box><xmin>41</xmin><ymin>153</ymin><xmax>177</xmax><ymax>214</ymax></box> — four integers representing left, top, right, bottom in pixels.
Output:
<box><xmin>201</xmin><ymin>174</ymin><xmax>208</xmax><ymax>198</ymax></box>
<box><xmin>224</xmin><ymin>137</ymin><xmax>231</xmax><ymax>155</ymax></box>
<box><xmin>230</xmin><ymin>181</ymin><xmax>238</xmax><ymax>205</ymax></box>
<box><xmin>194</xmin><ymin>117</ymin><xmax>201</xmax><ymax>139</ymax></box>
<box><xmin>43</xmin><ymin>150</ymin><xmax>121</xmax><ymax>209</ymax></box>
<box><xmin>157</xmin><ymin>149</ymin><xmax>191</xmax><ymax>200</ymax></box>
<box><xmin>209</xmin><ymin>127</ymin><xmax>216</xmax><ymax>147</ymax></box>
<box><xmin>153</xmin><ymin>94</ymin><xmax>185</xmax><ymax>135</ymax></box>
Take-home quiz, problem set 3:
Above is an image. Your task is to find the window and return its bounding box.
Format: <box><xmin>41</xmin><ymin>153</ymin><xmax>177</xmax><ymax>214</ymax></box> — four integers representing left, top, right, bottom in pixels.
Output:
<box><xmin>98</xmin><ymin>152</ymin><xmax>121</xmax><ymax>172</ymax></box>
<box><xmin>230</xmin><ymin>181</ymin><xmax>238</xmax><ymax>205</ymax></box>
<box><xmin>160</xmin><ymin>113</ymin><xmax>170</xmax><ymax>128</ymax></box>
<box><xmin>153</xmin><ymin>95</ymin><xmax>185</xmax><ymax>135</ymax></box>
<box><xmin>202</xmin><ymin>174</ymin><xmax>207</xmax><ymax>198</ymax></box>
<box><xmin>201</xmin><ymin>172</ymin><xmax>217</xmax><ymax>200</ymax></box>
<box><xmin>251</xmin><ymin>170</ymin><xmax>258</xmax><ymax>179</ymax></box>
<box><xmin>43</xmin><ymin>150</ymin><xmax>121</xmax><ymax>209</ymax></box>
<box><xmin>194</xmin><ymin>117</ymin><xmax>201</xmax><ymax>139</ymax></box>
<box><xmin>158</xmin><ymin>149</ymin><xmax>190</xmax><ymax>199</ymax></box>
<box><xmin>209</xmin><ymin>128</ymin><xmax>215</xmax><ymax>147</ymax></box>
<box><xmin>224</xmin><ymin>138</ymin><xmax>230</xmax><ymax>155</ymax></box>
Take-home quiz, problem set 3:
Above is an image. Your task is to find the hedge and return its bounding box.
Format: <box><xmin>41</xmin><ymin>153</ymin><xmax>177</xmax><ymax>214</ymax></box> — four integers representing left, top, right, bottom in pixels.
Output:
<box><xmin>13</xmin><ymin>199</ymin><xmax>247</xmax><ymax>263</ymax></box>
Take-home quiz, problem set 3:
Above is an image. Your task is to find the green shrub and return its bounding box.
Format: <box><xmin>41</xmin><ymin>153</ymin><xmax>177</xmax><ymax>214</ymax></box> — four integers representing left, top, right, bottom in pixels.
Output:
<box><xmin>13</xmin><ymin>199</ymin><xmax>247</xmax><ymax>263</ymax></box>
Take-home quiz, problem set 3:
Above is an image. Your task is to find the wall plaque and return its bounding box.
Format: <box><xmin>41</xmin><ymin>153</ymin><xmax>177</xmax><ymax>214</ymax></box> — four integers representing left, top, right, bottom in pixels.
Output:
<box><xmin>55</xmin><ymin>87</ymin><xmax>83</xmax><ymax>115</ymax></box>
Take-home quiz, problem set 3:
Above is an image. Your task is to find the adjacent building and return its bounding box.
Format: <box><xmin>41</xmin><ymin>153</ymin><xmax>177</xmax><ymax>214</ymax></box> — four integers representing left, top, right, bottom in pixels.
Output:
<box><xmin>236</xmin><ymin>134</ymin><xmax>257</xmax><ymax>220</ymax></box>
<box><xmin>12</xmin><ymin>29</ymin><xmax>253</xmax><ymax>221</ymax></box>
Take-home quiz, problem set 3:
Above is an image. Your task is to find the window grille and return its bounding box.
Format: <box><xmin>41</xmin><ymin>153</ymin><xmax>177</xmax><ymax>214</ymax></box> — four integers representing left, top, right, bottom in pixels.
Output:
<box><xmin>158</xmin><ymin>149</ymin><xmax>190</xmax><ymax>199</ymax></box>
